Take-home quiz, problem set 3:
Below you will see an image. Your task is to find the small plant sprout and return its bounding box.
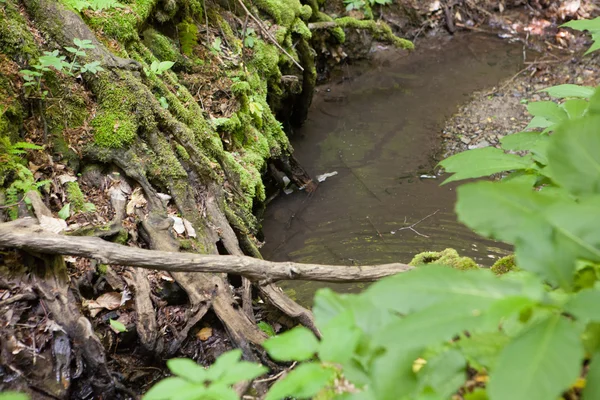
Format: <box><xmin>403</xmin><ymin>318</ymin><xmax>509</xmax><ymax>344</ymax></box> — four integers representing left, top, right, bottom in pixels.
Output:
<box><xmin>149</xmin><ymin>60</ymin><xmax>175</xmax><ymax>75</ymax></box>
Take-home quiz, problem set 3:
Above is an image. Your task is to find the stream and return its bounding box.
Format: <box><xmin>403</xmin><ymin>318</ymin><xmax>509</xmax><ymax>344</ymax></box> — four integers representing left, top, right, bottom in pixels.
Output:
<box><xmin>261</xmin><ymin>33</ymin><xmax>523</xmax><ymax>304</ymax></box>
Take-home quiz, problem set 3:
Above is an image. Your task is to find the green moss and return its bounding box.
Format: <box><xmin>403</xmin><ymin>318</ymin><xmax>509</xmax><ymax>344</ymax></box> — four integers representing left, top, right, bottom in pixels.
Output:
<box><xmin>92</xmin><ymin>110</ymin><xmax>138</xmax><ymax>148</ymax></box>
<box><xmin>66</xmin><ymin>181</ymin><xmax>86</xmax><ymax>212</ymax></box>
<box><xmin>97</xmin><ymin>264</ymin><xmax>108</xmax><ymax>275</ymax></box>
<box><xmin>253</xmin><ymin>0</ymin><xmax>302</xmax><ymax>26</ymax></box>
<box><xmin>316</xmin><ymin>12</ymin><xmax>345</xmax><ymax>43</ymax></box>
<box><xmin>249</xmin><ymin>40</ymin><xmax>281</xmax><ymax>82</ymax></box>
<box><xmin>0</xmin><ymin>0</ymin><xmax>39</xmax><ymax>60</ymax></box>
<box><xmin>143</xmin><ymin>28</ymin><xmax>180</xmax><ymax>62</ymax></box>
<box><xmin>300</xmin><ymin>4</ymin><xmax>312</xmax><ymax>20</ymax></box>
<box><xmin>491</xmin><ymin>255</ymin><xmax>519</xmax><ymax>275</ymax></box>
<box><xmin>175</xmin><ymin>144</ymin><xmax>190</xmax><ymax>161</ymax></box>
<box><xmin>410</xmin><ymin>248</ymin><xmax>479</xmax><ymax>271</ymax></box>
<box><xmin>85</xmin><ymin>0</ymin><xmax>159</xmax><ymax>43</ymax></box>
<box><xmin>112</xmin><ymin>229</ymin><xmax>129</xmax><ymax>245</ymax></box>
<box><xmin>292</xmin><ymin>18</ymin><xmax>311</xmax><ymax>40</ymax></box>
<box><xmin>334</xmin><ymin>17</ymin><xmax>414</xmax><ymax>49</ymax></box>
<box><xmin>177</xmin><ymin>20</ymin><xmax>199</xmax><ymax>56</ymax></box>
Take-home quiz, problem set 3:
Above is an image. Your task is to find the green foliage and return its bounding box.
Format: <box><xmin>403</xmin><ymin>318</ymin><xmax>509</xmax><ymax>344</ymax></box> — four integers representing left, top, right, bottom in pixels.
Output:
<box><xmin>109</xmin><ymin>319</ymin><xmax>127</xmax><ymax>333</ymax></box>
<box><xmin>344</xmin><ymin>0</ymin><xmax>391</xmax><ymax>13</ymax></box>
<box><xmin>149</xmin><ymin>60</ymin><xmax>175</xmax><ymax>75</ymax></box>
<box><xmin>0</xmin><ymin>392</ymin><xmax>29</xmax><ymax>400</ymax></box>
<box><xmin>63</xmin><ymin>0</ymin><xmax>123</xmax><ymax>12</ymax></box>
<box><xmin>143</xmin><ymin>350</ymin><xmax>267</xmax><ymax>400</ymax></box>
<box><xmin>0</xmin><ymin>138</ymin><xmax>49</xmax><ymax>219</ymax></box>
<box><xmin>177</xmin><ymin>21</ymin><xmax>199</xmax><ymax>56</ymax></box>
<box><xmin>19</xmin><ymin>39</ymin><xmax>103</xmax><ymax>98</ymax></box>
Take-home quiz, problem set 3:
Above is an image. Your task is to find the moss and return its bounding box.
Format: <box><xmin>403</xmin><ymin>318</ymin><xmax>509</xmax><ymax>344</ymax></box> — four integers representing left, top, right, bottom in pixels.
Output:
<box><xmin>97</xmin><ymin>264</ymin><xmax>108</xmax><ymax>275</ymax></box>
<box><xmin>92</xmin><ymin>110</ymin><xmax>138</xmax><ymax>148</ymax></box>
<box><xmin>410</xmin><ymin>248</ymin><xmax>479</xmax><ymax>271</ymax></box>
<box><xmin>292</xmin><ymin>18</ymin><xmax>311</xmax><ymax>40</ymax></box>
<box><xmin>0</xmin><ymin>0</ymin><xmax>39</xmax><ymax>60</ymax></box>
<box><xmin>65</xmin><ymin>181</ymin><xmax>86</xmax><ymax>212</ymax></box>
<box><xmin>300</xmin><ymin>4</ymin><xmax>312</xmax><ymax>20</ymax></box>
<box><xmin>334</xmin><ymin>17</ymin><xmax>414</xmax><ymax>49</ymax></box>
<box><xmin>316</xmin><ymin>12</ymin><xmax>345</xmax><ymax>43</ymax></box>
<box><xmin>112</xmin><ymin>229</ymin><xmax>129</xmax><ymax>245</ymax></box>
<box><xmin>175</xmin><ymin>144</ymin><xmax>190</xmax><ymax>161</ymax></box>
<box><xmin>177</xmin><ymin>20</ymin><xmax>199</xmax><ymax>56</ymax></box>
<box><xmin>143</xmin><ymin>28</ymin><xmax>180</xmax><ymax>62</ymax></box>
<box><xmin>249</xmin><ymin>40</ymin><xmax>281</xmax><ymax>82</ymax></box>
<box><xmin>253</xmin><ymin>0</ymin><xmax>302</xmax><ymax>26</ymax></box>
<box><xmin>491</xmin><ymin>255</ymin><xmax>519</xmax><ymax>275</ymax></box>
<box><xmin>85</xmin><ymin>0</ymin><xmax>159</xmax><ymax>43</ymax></box>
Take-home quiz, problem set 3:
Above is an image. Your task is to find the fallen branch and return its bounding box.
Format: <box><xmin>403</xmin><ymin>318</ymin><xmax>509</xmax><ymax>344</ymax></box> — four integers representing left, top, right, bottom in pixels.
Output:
<box><xmin>0</xmin><ymin>218</ymin><xmax>412</xmax><ymax>283</ymax></box>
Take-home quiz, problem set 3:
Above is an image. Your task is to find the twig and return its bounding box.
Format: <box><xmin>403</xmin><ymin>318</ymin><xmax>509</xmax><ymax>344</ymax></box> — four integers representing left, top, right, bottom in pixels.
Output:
<box><xmin>483</xmin><ymin>65</ymin><xmax>532</xmax><ymax>97</ymax></box>
<box><xmin>255</xmin><ymin>362</ymin><xmax>297</xmax><ymax>383</ymax></box>
<box><xmin>366</xmin><ymin>216</ymin><xmax>386</xmax><ymax>242</ymax></box>
<box><xmin>203</xmin><ymin>0</ymin><xmax>210</xmax><ymax>46</ymax></box>
<box><xmin>235</xmin><ymin>0</ymin><xmax>304</xmax><ymax>71</ymax></box>
<box><xmin>395</xmin><ymin>210</ymin><xmax>439</xmax><ymax>238</ymax></box>
<box><xmin>0</xmin><ymin>199</ymin><xmax>24</xmax><ymax>209</ymax></box>
<box><xmin>0</xmin><ymin>292</ymin><xmax>36</xmax><ymax>306</ymax></box>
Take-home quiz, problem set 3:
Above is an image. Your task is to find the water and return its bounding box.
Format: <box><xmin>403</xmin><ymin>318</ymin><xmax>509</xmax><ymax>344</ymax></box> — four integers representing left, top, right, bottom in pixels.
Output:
<box><xmin>261</xmin><ymin>34</ymin><xmax>522</xmax><ymax>304</ymax></box>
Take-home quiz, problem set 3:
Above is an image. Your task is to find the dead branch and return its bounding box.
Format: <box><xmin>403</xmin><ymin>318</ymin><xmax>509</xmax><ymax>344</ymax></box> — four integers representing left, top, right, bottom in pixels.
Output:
<box><xmin>0</xmin><ymin>218</ymin><xmax>412</xmax><ymax>283</ymax></box>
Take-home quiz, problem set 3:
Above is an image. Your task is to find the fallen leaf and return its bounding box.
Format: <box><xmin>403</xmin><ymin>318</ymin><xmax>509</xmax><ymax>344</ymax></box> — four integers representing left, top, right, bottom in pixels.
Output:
<box><xmin>126</xmin><ymin>187</ymin><xmax>147</xmax><ymax>215</ymax></box>
<box><xmin>183</xmin><ymin>218</ymin><xmax>196</xmax><ymax>238</ymax></box>
<box><xmin>57</xmin><ymin>174</ymin><xmax>77</xmax><ymax>185</ymax></box>
<box><xmin>170</xmin><ymin>216</ymin><xmax>185</xmax><ymax>235</ymax></box>
<box><xmin>39</xmin><ymin>215</ymin><xmax>67</xmax><ymax>234</ymax></box>
<box><xmin>197</xmin><ymin>327</ymin><xmax>213</xmax><ymax>341</ymax></box>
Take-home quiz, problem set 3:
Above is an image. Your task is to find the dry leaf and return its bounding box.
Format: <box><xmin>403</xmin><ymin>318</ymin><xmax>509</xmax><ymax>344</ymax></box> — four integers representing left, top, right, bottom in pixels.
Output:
<box><xmin>197</xmin><ymin>327</ymin><xmax>213</xmax><ymax>341</ymax></box>
<box><xmin>57</xmin><ymin>174</ymin><xmax>77</xmax><ymax>185</ymax></box>
<box><xmin>170</xmin><ymin>216</ymin><xmax>185</xmax><ymax>235</ymax></box>
<box><xmin>39</xmin><ymin>215</ymin><xmax>67</xmax><ymax>234</ymax></box>
<box><xmin>183</xmin><ymin>218</ymin><xmax>196</xmax><ymax>238</ymax></box>
<box><xmin>126</xmin><ymin>187</ymin><xmax>147</xmax><ymax>215</ymax></box>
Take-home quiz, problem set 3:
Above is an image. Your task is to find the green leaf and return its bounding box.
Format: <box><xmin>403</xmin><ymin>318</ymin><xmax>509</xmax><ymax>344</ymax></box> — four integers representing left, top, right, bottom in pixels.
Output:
<box><xmin>318</xmin><ymin>309</ymin><xmax>362</xmax><ymax>364</ymax></box>
<box><xmin>109</xmin><ymin>318</ymin><xmax>127</xmax><ymax>333</ymax></box>
<box><xmin>264</xmin><ymin>363</ymin><xmax>335</xmax><ymax>400</ymax></box>
<box><xmin>203</xmin><ymin>384</ymin><xmax>238</xmax><ymax>400</ymax></box>
<box><xmin>541</xmin><ymin>84</ymin><xmax>595</xmax><ymax>99</ymax></box>
<box><xmin>562</xmin><ymin>17</ymin><xmax>600</xmax><ymax>33</ymax></box>
<box><xmin>167</xmin><ymin>358</ymin><xmax>207</xmax><ymax>383</ymax></box>
<box><xmin>583</xmin><ymin>351</ymin><xmax>600</xmax><ymax>399</ymax></box>
<box><xmin>499</xmin><ymin>131</ymin><xmax>546</xmax><ymax>152</ymax></box>
<box><xmin>313</xmin><ymin>288</ymin><xmax>351</xmax><ymax>328</ymax></box>
<box><xmin>257</xmin><ymin>321</ymin><xmax>276</xmax><ymax>337</ymax></box>
<box><xmin>365</xmin><ymin>265</ymin><xmax>524</xmax><ymax>315</ymax></box>
<box><xmin>464</xmin><ymin>389</ymin><xmax>489</xmax><ymax>400</ymax></box>
<box><xmin>263</xmin><ymin>326</ymin><xmax>319</xmax><ymax>362</ymax></box>
<box><xmin>488</xmin><ymin>314</ymin><xmax>584</xmax><ymax>400</ymax></box>
<box><xmin>565</xmin><ymin>288</ymin><xmax>600</xmax><ymax>322</ymax></box>
<box><xmin>370</xmin><ymin>347</ymin><xmax>420</xmax><ymax>400</ymax></box>
<box><xmin>205</xmin><ymin>349</ymin><xmax>242</xmax><ymax>382</ymax></box>
<box><xmin>0</xmin><ymin>392</ymin><xmax>30</xmax><ymax>400</ymax></box>
<box><xmin>525</xmin><ymin>115</ymin><xmax>554</xmax><ymax>131</ymax></box>
<box><xmin>373</xmin><ymin>299</ymin><xmax>482</xmax><ymax>351</ymax></box>
<box><xmin>143</xmin><ymin>377</ymin><xmax>199</xmax><ymax>400</ymax></box>
<box><xmin>217</xmin><ymin>362</ymin><xmax>267</xmax><ymax>385</ymax></box>
<box><xmin>547</xmin><ymin>115</ymin><xmax>600</xmax><ymax>195</ymax></box>
<box><xmin>458</xmin><ymin>332</ymin><xmax>510</xmax><ymax>370</ymax></box>
<box><xmin>58</xmin><ymin>203</ymin><xmax>71</xmax><ymax>220</ymax></box>
<box><xmin>527</xmin><ymin>101</ymin><xmax>568</xmax><ymax>123</ymax></box>
<box><xmin>439</xmin><ymin>147</ymin><xmax>532</xmax><ymax>184</ymax></box>
<box><xmin>158</xmin><ymin>61</ymin><xmax>175</xmax><ymax>73</ymax></box>
<box><xmin>417</xmin><ymin>349</ymin><xmax>466</xmax><ymax>399</ymax></box>
<box><xmin>562</xmin><ymin>98</ymin><xmax>589</xmax><ymax>120</ymax></box>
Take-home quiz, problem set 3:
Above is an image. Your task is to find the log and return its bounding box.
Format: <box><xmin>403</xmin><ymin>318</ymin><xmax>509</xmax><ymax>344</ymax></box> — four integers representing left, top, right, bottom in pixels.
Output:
<box><xmin>0</xmin><ymin>218</ymin><xmax>413</xmax><ymax>283</ymax></box>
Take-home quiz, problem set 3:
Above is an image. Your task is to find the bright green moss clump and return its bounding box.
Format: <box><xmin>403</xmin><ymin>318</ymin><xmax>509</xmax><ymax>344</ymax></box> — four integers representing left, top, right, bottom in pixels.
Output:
<box><xmin>177</xmin><ymin>20</ymin><xmax>199</xmax><ymax>56</ymax></box>
<box><xmin>334</xmin><ymin>17</ymin><xmax>414</xmax><ymax>49</ymax></box>
<box><xmin>143</xmin><ymin>28</ymin><xmax>180</xmax><ymax>61</ymax></box>
<box><xmin>491</xmin><ymin>255</ymin><xmax>518</xmax><ymax>275</ymax></box>
<box><xmin>253</xmin><ymin>0</ymin><xmax>302</xmax><ymax>26</ymax></box>
<box><xmin>410</xmin><ymin>248</ymin><xmax>479</xmax><ymax>271</ymax></box>
<box><xmin>92</xmin><ymin>110</ymin><xmax>138</xmax><ymax>148</ymax></box>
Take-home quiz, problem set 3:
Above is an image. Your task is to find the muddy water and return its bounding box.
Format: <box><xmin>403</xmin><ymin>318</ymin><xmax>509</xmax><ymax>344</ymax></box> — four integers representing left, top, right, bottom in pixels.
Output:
<box><xmin>261</xmin><ymin>34</ymin><xmax>522</xmax><ymax>304</ymax></box>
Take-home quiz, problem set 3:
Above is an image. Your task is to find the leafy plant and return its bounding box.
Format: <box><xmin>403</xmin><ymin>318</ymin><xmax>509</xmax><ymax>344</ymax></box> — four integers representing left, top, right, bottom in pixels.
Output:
<box><xmin>143</xmin><ymin>350</ymin><xmax>267</xmax><ymax>400</ymax></box>
<box><xmin>240</xmin><ymin>27</ymin><xmax>256</xmax><ymax>48</ymax></box>
<box><xmin>109</xmin><ymin>319</ymin><xmax>127</xmax><ymax>333</ymax></box>
<box><xmin>20</xmin><ymin>39</ymin><xmax>103</xmax><ymax>98</ymax></box>
<box><xmin>149</xmin><ymin>60</ymin><xmax>175</xmax><ymax>75</ymax></box>
<box><xmin>343</xmin><ymin>0</ymin><xmax>391</xmax><ymax>12</ymax></box>
<box><xmin>0</xmin><ymin>138</ymin><xmax>49</xmax><ymax>219</ymax></box>
<box><xmin>63</xmin><ymin>0</ymin><xmax>124</xmax><ymax>12</ymax></box>
<box><xmin>210</xmin><ymin>37</ymin><xmax>222</xmax><ymax>55</ymax></box>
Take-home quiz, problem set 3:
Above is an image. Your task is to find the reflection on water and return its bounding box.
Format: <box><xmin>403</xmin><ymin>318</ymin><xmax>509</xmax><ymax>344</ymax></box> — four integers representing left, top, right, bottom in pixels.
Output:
<box><xmin>261</xmin><ymin>34</ymin><xmax>522</xmax><ymax>304</ymax></box>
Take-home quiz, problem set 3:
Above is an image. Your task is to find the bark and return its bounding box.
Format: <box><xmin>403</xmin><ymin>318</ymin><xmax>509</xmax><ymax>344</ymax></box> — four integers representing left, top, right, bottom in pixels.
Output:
<box><xmin>0</xmin><ymin>218</ymin><xmax>414</xmax><ymax>282</ymax></box>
